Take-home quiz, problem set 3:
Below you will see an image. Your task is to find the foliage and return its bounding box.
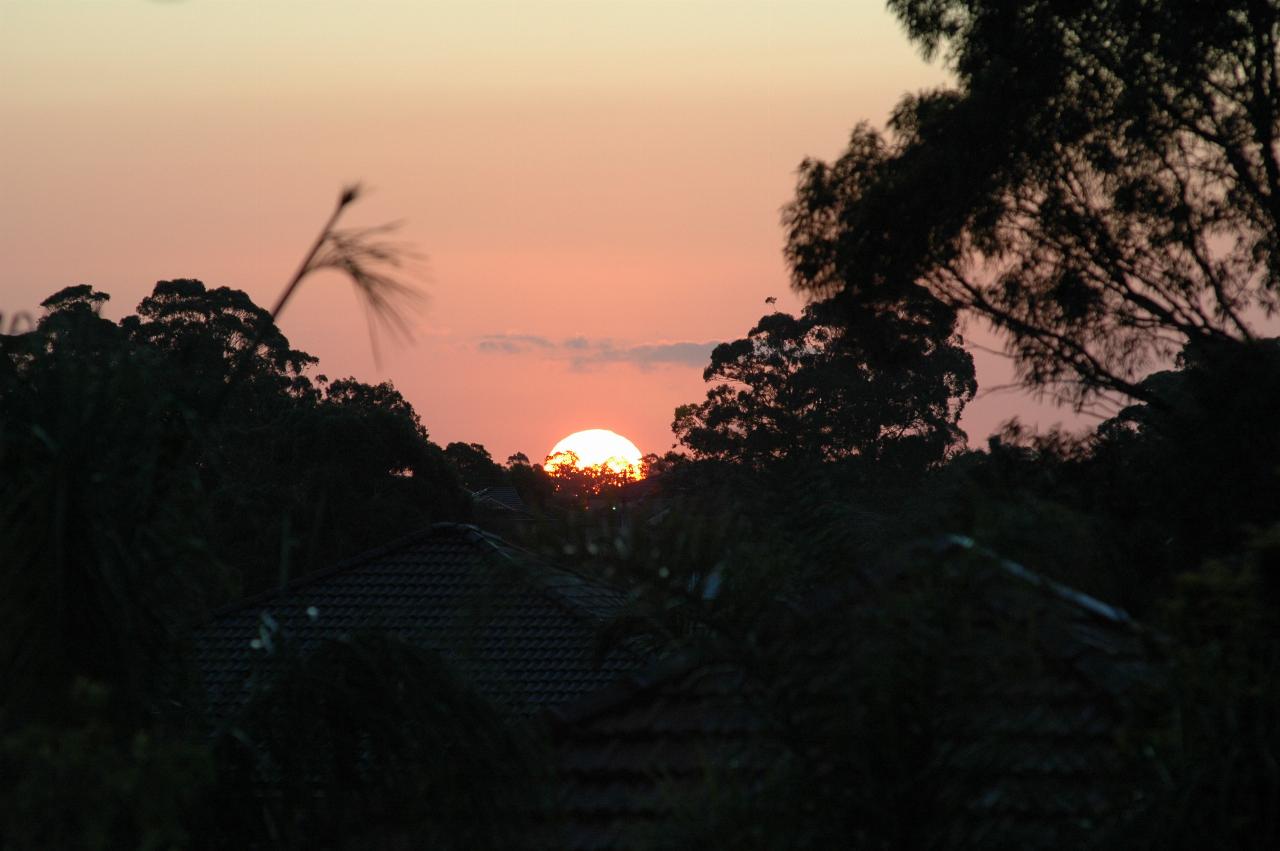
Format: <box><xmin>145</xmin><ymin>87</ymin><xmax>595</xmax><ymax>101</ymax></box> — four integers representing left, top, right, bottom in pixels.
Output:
<box><xmin>209</xmin><ymin>629</ymin><xmax>549</xmax><ymax>850</ymax></box>
<box><xmin>0</xmin><ymin>680</ymin><xmax>214</xmax><ymax>851</ymax></box>
<box><xmin>1092</xmin><ymin>339</ymin><xmax>1280</xmax><ymax>572</ymax></box>
<box><xmin>544</xmin><ymin>449</ymin><xmax>639</xmax><ymax>503</ymax></box>
<box><xmin>0</xmin><ymin>292</ymin><xmax>225</xmax><ymax>724</ymax></box>
<box><xmin>1</xmin><ymin>277</ymin><xmax>470</xmax><ymax>840</ymax></box>
<box><xmin>0</xmin><ymin>190</ymin><xmax>493</xmax><ymax>849</ymax></box>
<box><xmin>506</xmin><ymin>454</ymin><xmax>557</xmax><ymax>514</ymax></box>
<box><xmin>445</xmin><ymin>441</ymin><xmax>506</xmax><ymax>489</ymax></box>
<box><xmin>125</xmin><ymin>277</ymin><xmax>317</xmax><ymax>411</ymax></box>
<box><xmin>227</xmin><ymin>376</ymin><xmax>469</xmax><ymax>590</ymax></box>
<box><xmin>787</xmin><ymin>0</ymin><xmax>1280</xmax><ymax>409</ymax></box>
<box><xmin>1110</xmin><ymin>527</ymin><xmax>1280</xmax><ymax>850</ymax></box>
<box><xmin>549</xmin><ymin>489</ymin><xmax>763</xmax><ymax>651</ymax></box>
<box><xmin>674</xmin><ymin>298</ymin><xmax>974</xmax><ymax>469</ymax></box>
<box><xmin>909</xmin><ymin>423</ymin><xmax>1121</xmax><ymax>604</ymax></box>
<box><xmin>3</xmin><ymin>279</ymin><xmax>470</xmax><ymax>598</ymax></box>
<box><xmin>645</xmin><ymin>542</ymin><xmax>1146</xmax><ymax>851</ymax></box>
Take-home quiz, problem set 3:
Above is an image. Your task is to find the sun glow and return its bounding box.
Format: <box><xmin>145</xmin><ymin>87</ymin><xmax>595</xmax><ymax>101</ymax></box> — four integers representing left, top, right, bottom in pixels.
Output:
<box><xmin>545</xmin><ymin>429</ymin><xmax>645</xmax><ymax>480</ymax></box>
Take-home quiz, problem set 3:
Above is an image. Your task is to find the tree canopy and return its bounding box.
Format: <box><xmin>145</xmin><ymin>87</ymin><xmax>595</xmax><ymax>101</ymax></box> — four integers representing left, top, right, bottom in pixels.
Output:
<box><xmin>674</xmin><ymin>297</ymin><xmax>975</xmax><ymax>469</ymax></box>
<box><xmin>786</xmin><ymin>0</ymin><xmax>1280</xmax><ymax>409</ymax></box>
<box><xmin>1</xmin><ymin>280</ymin><xmax>469</xmax><ymax>623</ymax></box>
<box><xmin>445</xmin><ymin>441</ymin><xmax>506</xmax><ymax>490</ymax></box>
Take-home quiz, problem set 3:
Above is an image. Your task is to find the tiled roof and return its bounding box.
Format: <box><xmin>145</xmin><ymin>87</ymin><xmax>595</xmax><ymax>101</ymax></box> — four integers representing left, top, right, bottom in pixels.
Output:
<box><xmin>473</xmin><ymin>485</ymin><xmax>531</xmax><ymax>515</ymax></box>
<box><xmin>547</xmin><ymin>657</ymin><xmax>773</xmax><ymax>851</ymax></box>
<box><xmin>544</xmin><ymin>539</ymin><xmax>1160</xmax><ymax>849</ymax></box>
<box><xmin>193</xmin><ymin>523</ymin><xmax>643</xmax><ymax>719</ymax></box>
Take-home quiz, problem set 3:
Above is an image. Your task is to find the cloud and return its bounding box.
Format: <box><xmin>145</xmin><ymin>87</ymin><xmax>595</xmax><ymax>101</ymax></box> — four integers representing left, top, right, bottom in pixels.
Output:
<box><xmin>476</xmin><ymin>333</ymin><xmax>716</xmax><ymax>369</ymax></box>
<box><xmin>583</xmin><ymin>340</ymin><xmax>716</xmax><ymax>367</ymax></box>
<box><xmin>475</xmin><ymin>333</ymin><xmax>555</xmax><ymax>354</ymax></box>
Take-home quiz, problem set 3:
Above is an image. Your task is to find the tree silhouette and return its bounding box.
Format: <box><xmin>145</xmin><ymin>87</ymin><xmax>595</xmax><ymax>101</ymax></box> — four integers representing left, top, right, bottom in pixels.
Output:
<box><xmin>0</xmin><ymin>288</ymin><xmax>223</xmax><ymax>724</ymax></box>
<box><xmin>5</xmin><ymin>278</ymin><xmax>469</xmax><ymax>606</ymax></box>
<box><xmin>445</xmin><ymin>442</ymin><xmax>505</xmax><ymax>490</ymax></box>
<box><xmin>1082</xmin><ymin>338</ymin><xmax>1280</xmax><ymax>589</ymax></box>
<box><xmin>505</xmin><ymin>453</ymin><xmax>556</xmax><ymax>515</ymax></box>
<box><xmin>544</xmin><ymin>449</ymin><xmax>637</xmax><ymax>504</ymax></box>
<box><xmin>125</xmin><ymin>278</ymin><xmax>317</xmax><ymax>411</ymax></box>
<box><xmin>211</xmin><ymin>631</ymin><xmax>546</xmax><ymax>849</ymax></box>
<box><xmin>0</xmin><ymin>190</ymin><xmax>486</xmax><ymax>846</ymax></box>
<box><xmin>786</xmin><ymin>0</ymin><xmax>1280</xmax><ymax>410</ymax></box>
<box><xmin>674</xmin><ymin>298</ymin><xmax>975</xmax><ymax>469</ymax></box>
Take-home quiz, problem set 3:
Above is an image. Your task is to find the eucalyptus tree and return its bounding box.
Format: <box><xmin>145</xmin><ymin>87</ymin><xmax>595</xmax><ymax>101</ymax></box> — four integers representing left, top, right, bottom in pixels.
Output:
<box><xmin>786</xmin><ymin>0</ymin><xmax>1280</xmax><ymax>409</ymax></box>
<box><xmin>674</xmin><ymin>298</ymin><xmax>975</xmax><ymax>470</ymax></box>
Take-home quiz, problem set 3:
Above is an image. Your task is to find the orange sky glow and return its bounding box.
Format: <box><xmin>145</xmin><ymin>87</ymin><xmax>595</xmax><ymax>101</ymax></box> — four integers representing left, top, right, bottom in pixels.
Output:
<box><xmin>1</xmin><ymin>0</ymin><xmax>1081</xmax><ymax>462</ymax></box>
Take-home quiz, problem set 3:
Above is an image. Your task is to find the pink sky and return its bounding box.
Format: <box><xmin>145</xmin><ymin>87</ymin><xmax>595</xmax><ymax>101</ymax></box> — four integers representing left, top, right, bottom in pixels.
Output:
<box><xmin>2</xmin><ymin>1</ymin><xmax>1082</xmax><ymax>462</ymax></box>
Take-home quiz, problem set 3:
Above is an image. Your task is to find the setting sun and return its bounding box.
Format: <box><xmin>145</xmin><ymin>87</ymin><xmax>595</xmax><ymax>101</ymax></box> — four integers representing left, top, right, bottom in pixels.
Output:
<box><xmin>545</xmin><ymin>429</ymin><xmax>645</xmax><ymax>480</ymax></box>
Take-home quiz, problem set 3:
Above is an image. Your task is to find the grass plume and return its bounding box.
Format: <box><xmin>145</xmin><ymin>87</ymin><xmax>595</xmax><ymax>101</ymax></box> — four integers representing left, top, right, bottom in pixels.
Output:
<box><xmin>271</xmin><ymin>183</ymin><xmax>426</xmax><ymax>361</ymax></box>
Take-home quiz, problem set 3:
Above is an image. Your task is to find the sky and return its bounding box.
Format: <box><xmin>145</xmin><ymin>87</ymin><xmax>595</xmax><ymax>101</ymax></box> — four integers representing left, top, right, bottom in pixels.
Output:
<box><xmin>1</xmin><ymin>0</ymin><xmax>1081</xmax><ymax>463</ymax></box>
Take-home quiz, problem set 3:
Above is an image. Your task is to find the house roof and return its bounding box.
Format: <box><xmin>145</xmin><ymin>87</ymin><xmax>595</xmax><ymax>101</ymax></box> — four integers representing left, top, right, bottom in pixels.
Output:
<box><xmin>546</xmin><ymin>655</ymin><xmax>772</xmax><ymax>851</ymax></box>
<box><xmin>472</xmin><ymin>484</ymin><xmax>531</xmax><ymax>515</ymax></box>
<box><xmin>193</xmin><ymin>523</ymin><xmax>643</xmax><ymax>719</ymax></box>
<box><xmin>543</xmin><ymin>537</ymin><xmax>1160</xmax><ymax>850</ymax></box>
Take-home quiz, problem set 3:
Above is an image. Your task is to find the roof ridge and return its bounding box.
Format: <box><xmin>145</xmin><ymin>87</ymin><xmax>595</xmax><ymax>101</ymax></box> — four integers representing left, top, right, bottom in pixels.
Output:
<box><xmin>197</xmin><ymin>516</ymin><xmax>632</xmax><ymax>629</ymax></box>
<box><xmin>200</xmin><ymin>523</ymin><xmax>491</xmax><ymax>622</ymax></box>
<box><xmin>201</xmin><ymin>520</ymin><xmax>631</xmax><ymax>633</ymax></box>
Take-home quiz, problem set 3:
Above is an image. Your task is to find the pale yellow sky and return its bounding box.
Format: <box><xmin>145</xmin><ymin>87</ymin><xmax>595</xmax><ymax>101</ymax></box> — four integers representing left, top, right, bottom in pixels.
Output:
<box><xmin>1</xmin><ymin>0</ymin><xmax>1075</xmax><ymax>459</ymax></box>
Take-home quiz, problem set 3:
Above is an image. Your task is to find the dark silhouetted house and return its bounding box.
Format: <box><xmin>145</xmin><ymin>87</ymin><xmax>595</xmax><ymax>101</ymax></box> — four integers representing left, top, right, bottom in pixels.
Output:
<box><xmin>194</xmin><ymin>523</ymin><xmax>642</xmax><ymax>719</ymax></box>
<box><xmin>195</xmin><ymin>526</ymin><xmax>1160</xmax><ymax>849</ymax></box>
